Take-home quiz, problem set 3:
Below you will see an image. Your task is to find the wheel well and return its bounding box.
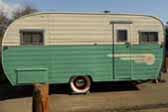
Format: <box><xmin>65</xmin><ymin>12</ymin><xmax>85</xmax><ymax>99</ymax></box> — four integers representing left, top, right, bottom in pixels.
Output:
<box><xmin>87</xmin><ymin>75</ymin><xmax>93</xmax><ymax>83</ymax></box>
<box><xmin>69</xmin><ymin>75</ymin><xmax>93</xmax><ymax>83</ymax></box>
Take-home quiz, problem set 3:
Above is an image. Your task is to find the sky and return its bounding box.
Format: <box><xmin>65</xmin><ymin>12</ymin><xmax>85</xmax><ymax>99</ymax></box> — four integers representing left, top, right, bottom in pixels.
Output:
<box><xmin>1</xmin><ymin>0</ymin><xmax>168</xmax><ymax>23</ymax></box>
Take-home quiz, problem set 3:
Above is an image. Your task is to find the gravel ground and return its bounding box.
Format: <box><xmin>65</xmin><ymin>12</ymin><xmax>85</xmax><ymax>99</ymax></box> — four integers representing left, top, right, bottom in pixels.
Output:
<box><xmin>0</xmin><ymin>73</ymin><xmax>168</xmax><ymax>112</ymax></box>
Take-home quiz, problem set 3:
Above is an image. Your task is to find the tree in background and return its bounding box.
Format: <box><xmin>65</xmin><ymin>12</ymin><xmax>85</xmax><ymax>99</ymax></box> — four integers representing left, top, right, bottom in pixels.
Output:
<box><xmin>0</xmin><ymin>5</ymin><xmax>38</xmax><ymax>83</ymax></box>
<box><xmin>13</xmin><ymin>5</ymin><xmax>38</xmax><ymax>20</ymax></box>
<box><xmin>0</xmin><ymin>13</ymin><xmax>11</xmax><ymax>37</ymax></box>
<box><xmin>165</xmin><ymin>25</ymin><xmax>168</xmax><ymax>48</ymax></box>
<box><xmin>166</xmin><ymin>26</ymin><xmax>168</xmax><ymax>38</ymax></box>
<box><xmin>0</xmin><ymin>5</ymin><xmax>38</xmax><ymax>37</ymax></box>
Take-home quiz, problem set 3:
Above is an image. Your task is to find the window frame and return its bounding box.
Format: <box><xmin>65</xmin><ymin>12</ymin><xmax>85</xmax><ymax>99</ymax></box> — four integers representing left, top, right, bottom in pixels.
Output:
<box><xmin>116</xmin><ymin>29</ymin><xmax>128</xmax><ymax>42</ymax></box>
<box><xmin>139</xmin><ymin>31</ymin><xmax>159</xmax><ymax>44</ymax></box>
<box><xmin>20</xmin><ymin>29</ymin><xmax>44</xmax><ymax>46</ymax></box>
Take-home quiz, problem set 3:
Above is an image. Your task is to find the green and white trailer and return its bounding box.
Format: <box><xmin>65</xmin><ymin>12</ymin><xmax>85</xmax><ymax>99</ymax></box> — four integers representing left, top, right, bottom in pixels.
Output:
<box><xmin>2</xmin><ymin>13</ymin><xmax>165</xmax><ymax>93</ymax></box>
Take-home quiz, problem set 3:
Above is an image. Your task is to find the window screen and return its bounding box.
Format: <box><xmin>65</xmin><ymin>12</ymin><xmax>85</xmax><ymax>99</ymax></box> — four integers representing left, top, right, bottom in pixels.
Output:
<box><xmin>20</xmin><ymin>31</ymin><xmax>44</xmax><ymax>45</ymax></box>
<box><xmin>139</xmin><ymin>32</ymin><xmax>158</xmax><ymax>44</ymax></box>
<box><xmin>117</xmin><ymin>30</ymin><xmax>128</xmax><ymax>42</ymax></box>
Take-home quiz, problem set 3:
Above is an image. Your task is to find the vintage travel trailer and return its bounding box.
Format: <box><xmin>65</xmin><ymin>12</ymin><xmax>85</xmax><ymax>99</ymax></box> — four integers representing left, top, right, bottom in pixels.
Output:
<box><xmin>2</xmin><ymin>13</ymin><xmax>165</xmax><ymax>93</ymax></box>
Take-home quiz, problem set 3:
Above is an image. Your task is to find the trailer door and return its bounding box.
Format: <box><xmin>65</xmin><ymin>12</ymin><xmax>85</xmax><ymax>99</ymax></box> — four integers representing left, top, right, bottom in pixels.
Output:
<box><xmin>111</xmin><ymin>22</ymin><xmax>132</xmax><ymax>80</ymax></box>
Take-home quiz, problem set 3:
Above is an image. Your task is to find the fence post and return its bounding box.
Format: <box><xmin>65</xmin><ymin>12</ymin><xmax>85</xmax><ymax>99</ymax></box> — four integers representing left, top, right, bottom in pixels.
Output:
<box><xmin>33</xmin><ymin>84</ymin><xmax>49</xmax><ymax>112</ymax></box>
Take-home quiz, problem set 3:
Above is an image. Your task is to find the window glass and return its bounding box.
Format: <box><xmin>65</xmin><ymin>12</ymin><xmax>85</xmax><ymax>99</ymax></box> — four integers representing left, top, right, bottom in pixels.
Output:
<box><xmin>20</xmin><ymin>31</ymin><xmax>43</xmax><ymax>45</ymax></box>
<box><xmin>32</xmin><ymin>33</ymin><xmax>43</xmax><ymax>45</ymax></box>
<box><xmin>22</xmin><ymin>33</ymin><xmax>32</xmax><ymax>45</ymax></box>
<box><xmin>117</xmin><ymin>30</ymin><xmax>128</xmax><ymax>42</ymax></box>
<box><xmin>139</xmin><ymin>32</ymin><xmax>158</xmax><ymax>44</ymax></box>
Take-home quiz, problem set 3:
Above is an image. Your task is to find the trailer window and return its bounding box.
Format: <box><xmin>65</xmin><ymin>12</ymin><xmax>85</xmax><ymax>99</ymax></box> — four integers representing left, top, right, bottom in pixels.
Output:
<box><xmin>117</xmin><ymin>30</ymin><xmax>128</xmax><ymax>42</ymax></box>
<box><xmin>20</xmin><ymin>31</ymin><xmax>44</xmax><ymax>45</ymax></box>
<box><xmin>139</xmin><ymin>32</ymin><xmax>158</xmax><ymax>44</ymax></box>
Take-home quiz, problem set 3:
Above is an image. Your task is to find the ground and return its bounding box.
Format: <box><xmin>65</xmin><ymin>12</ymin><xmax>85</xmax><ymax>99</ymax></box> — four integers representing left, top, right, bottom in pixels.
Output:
<box><xmin>0</xmin><ymin>73</ymin><xmax>168</xmax><ymax>112</ymax></box>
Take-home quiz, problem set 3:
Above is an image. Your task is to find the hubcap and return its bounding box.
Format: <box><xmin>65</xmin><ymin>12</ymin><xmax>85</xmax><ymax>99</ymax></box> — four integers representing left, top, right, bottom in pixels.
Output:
<box><xmin>74</xmin><ymin>77</ymin><xmax>87</xmax><ymax>90</ymax></box>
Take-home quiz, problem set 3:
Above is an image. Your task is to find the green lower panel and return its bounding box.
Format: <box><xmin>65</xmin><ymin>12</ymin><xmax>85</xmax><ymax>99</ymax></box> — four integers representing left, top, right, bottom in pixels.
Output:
<box><xmin>2</xmin><ymin>44</ymin><xmax>163</xmax><ymax>85</ymax></box>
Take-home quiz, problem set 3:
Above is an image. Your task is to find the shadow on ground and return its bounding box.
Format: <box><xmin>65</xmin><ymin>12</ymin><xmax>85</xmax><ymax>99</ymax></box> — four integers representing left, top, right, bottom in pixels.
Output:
<box><xmin>0</xmin><ymin>83</ymin><xmax>33</xmax><ymax>100</ymax></box>
<box><xmin>0</xmin><ymin>81</ymin><xmax>139</xmax><ymax>101</ymax></box>
<box><xmin>50</xmin><ymin>81</ymin><xmax>139</xmax><ymax>94</ymax></box>
<box><xmin>75</xmin><ymin>102</ymin><xmax>168</xmax><ymax>112</ymax></box>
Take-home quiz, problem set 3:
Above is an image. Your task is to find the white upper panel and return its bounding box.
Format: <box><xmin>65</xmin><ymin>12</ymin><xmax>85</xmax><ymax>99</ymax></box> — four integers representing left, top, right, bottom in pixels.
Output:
<box><xmin>2</xmin><ymin>13</ymin><xmax>164</xmax><ymax>46</ymax></box>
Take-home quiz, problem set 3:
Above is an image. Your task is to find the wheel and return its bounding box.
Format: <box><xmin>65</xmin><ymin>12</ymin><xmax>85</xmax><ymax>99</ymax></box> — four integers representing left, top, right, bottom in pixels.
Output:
<box><xmin>70</xmin><ymin>76</ymin><xmax>91</xmax><ymax>94</ymax></box>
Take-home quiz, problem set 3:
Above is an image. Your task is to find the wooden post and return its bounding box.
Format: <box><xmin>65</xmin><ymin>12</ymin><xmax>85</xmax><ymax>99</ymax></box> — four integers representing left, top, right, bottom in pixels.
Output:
<box><xmin>33</xmin><ymin>84</ymin><xmax>49</xmax><ymax>112</ymax></box>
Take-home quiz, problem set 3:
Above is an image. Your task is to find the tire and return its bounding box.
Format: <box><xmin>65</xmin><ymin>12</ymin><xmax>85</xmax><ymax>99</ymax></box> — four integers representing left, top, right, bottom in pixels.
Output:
<box><xmin>70</xmin><ymin>76</ymin><xmax>91</xmax><ymax>94</ymax></box>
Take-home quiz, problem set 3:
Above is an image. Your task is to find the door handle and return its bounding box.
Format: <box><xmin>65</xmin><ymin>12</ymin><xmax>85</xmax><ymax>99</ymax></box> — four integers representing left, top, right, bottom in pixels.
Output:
<box><xmin>125</xmin><ymin>42</ymin><xmax>130</xmax><ymax>47</ymax></box>
<box><xmin>160</xmin><ymin>42</ymin><xmax>164</xmax><ymax>48</ymax></box>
